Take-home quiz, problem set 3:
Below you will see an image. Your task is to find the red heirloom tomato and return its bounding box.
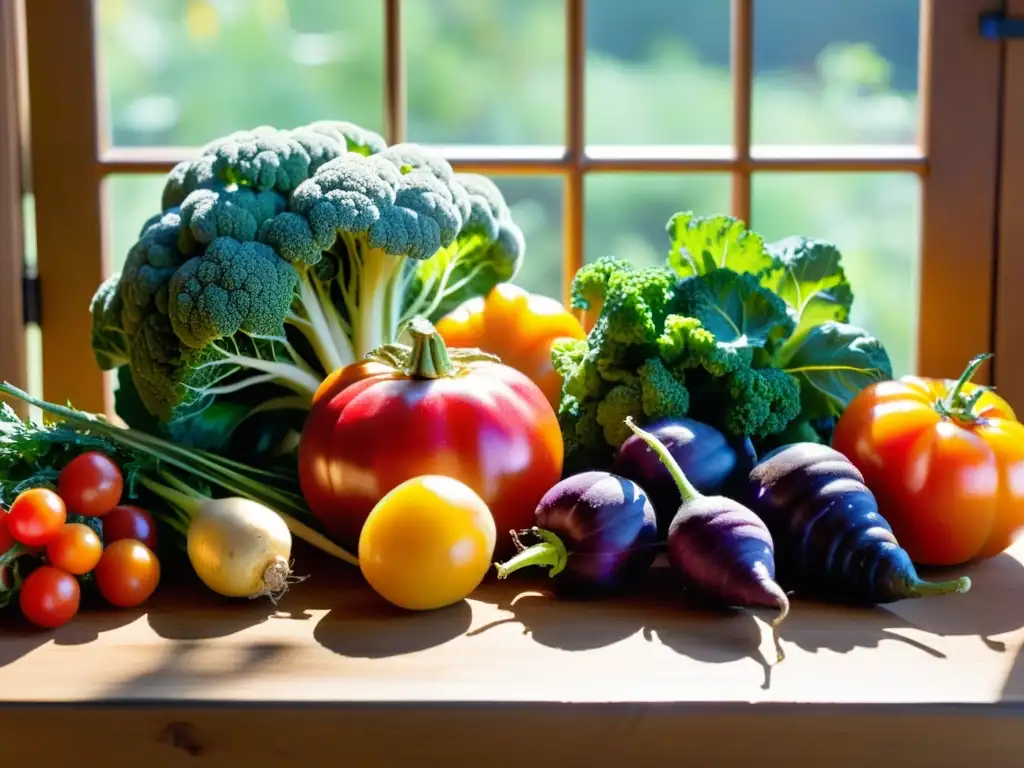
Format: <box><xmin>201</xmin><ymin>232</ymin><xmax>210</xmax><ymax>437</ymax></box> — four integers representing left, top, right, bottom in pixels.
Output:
<box><xmin>298</xmin><ymin>318</ymin><xmax>564</xmax><ymax>558</ymax></box>
<box><xmin>833</xmin><ymin>353</ymin><xmax>1024</xmax><ymax>567</ymax></box>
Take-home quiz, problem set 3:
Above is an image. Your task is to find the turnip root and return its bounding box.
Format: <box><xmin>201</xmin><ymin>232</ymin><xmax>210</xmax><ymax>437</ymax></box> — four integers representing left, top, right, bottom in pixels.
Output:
<box><xmin>187</xmin><ymin>497</ymin><xmax>297</xmax><ymax>600</ymax></box>
<box><xmin>140</xmin><ymin>474</ymin><xmax>308</xmax><ymax>601</ymax></box>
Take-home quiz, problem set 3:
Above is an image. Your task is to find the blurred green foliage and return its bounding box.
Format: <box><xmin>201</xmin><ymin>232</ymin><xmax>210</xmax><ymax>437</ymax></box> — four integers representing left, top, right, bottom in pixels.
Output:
<box><xmin>96</xmin><ymin>0</ymin><xmax>920</xmax><ymax>375</ymax></box>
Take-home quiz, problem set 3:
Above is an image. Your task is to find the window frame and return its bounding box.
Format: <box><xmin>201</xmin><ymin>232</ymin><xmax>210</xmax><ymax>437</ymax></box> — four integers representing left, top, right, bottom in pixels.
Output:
<box><xmin>5</xmin><ymin>0</ymin><xmax>1013</xmax><ymax>415</ymax></box>
<box><xmin>0</xmin><ymin>0</ymin><xmax>26</xmax><ymax>417</ymax></box>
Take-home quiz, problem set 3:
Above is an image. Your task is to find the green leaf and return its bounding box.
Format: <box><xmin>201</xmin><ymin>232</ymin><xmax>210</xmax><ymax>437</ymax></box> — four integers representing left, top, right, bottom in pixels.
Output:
<box><xmin>780</xmin><ymin>321</ymin><xmax>893</xmax><ymax>420</ymax></box>
<box><xmin>765</xmin><ymin>236</ymin><xmax>854</xmax><ymax>338</ymax></box>
<box><xmin>672</xmin><ymin>269</ymin><xmax>795</xmax><ymax>351</ymax></box>
<box><xmin>666</xmin><ymin>212</ymin><xmax>775</xmax><ymax>278</ymax></box>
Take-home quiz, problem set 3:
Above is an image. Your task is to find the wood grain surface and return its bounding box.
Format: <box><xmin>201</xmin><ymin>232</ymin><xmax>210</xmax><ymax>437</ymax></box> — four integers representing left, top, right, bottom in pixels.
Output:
<box><xmin>0</xmin><ymin>541</ymin><xmax>1023</xmax><ymax>765</ymax></box>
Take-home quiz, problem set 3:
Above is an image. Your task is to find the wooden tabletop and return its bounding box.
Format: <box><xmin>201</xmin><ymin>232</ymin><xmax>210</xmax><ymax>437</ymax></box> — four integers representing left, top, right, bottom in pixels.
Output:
<box><xmin>2</xmin><ymin>541</ymin><xmax>1024</xmax><ymax>766</ymax></box>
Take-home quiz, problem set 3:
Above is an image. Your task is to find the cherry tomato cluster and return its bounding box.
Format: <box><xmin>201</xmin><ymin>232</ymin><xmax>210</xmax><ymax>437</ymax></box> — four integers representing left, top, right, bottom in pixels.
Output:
<box><xmin>1</xmin><ymin>451</ymin><xmax>161</xmax><ymax>629</ymax></box>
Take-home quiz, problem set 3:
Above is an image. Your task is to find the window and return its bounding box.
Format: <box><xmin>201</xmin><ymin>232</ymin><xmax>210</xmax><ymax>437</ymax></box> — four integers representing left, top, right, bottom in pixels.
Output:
<box><xmin>2</xmin><ymin>0</ymin><xmax>1017</xmax><ymax>417</ymax></box>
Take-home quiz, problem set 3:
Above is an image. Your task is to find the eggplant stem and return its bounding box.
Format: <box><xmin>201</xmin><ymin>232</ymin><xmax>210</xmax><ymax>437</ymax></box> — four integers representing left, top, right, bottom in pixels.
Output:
<box><xmin>623</xmin><ymin>416</ymin><xmax>702</xmax><ymax>504</ymax></box>
<box><xmin>494</xmin><ymin>528</ymin><xmax>568</xmax><ymax>579</ymax></box>
<box><xmin>910</xmin><ymin>575</ymin><xmax>972</xmax><ymax>597</ymax></box>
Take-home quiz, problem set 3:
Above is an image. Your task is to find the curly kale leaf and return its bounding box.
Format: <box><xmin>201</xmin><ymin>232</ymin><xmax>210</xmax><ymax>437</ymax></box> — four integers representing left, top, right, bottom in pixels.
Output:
<box><xmin>667</xmin><ymin>212</ymin><xmax>776</xmax><ymax>278</ymax></box>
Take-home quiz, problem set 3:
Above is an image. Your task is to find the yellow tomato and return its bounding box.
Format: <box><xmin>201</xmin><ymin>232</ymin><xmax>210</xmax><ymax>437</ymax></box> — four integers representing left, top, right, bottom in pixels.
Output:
<box><xmin>357</xmin><ymin>475</ymin><xmax>497</xmax><ymax>611</ymax></box>
<box><xmin>435</xmin><ymin>283</ymin><xmax>586</xmax><ymax>410</ymax></box>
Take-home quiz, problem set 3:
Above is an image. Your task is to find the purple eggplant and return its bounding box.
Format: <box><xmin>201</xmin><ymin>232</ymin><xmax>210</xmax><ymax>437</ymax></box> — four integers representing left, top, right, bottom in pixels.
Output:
<box><xmin>742</xmin><ymin>442</ymin><xmax>971</xmax><ymax>605</ymax></box>
<box><xmin>492</xmin><ymin>471</ymin><xmax>658</xmax><ymax>597</ymax></box>
<box><xmin>623</xmin><ymin>417</ymin><xmax>789</xmax><ymax>661</ymax></box>
<box><xmin>613</xmin><ymin>417</ymin><xmax>757</xmax><ymax>537</ymax></box>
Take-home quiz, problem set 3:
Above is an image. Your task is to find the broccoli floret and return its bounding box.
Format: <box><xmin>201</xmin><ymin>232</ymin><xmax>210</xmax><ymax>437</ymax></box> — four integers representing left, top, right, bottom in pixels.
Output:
<box><xmin>595</xmin><ymin>384</ymin><xmax>644</xmax><ymax>447</ymax></box>
<box><xmin>551</xmin><ymin>337</ymin><xmax>603</xmax><ymax>402</ymax></box>
<box><xmin>638</xmin><ymin>357</ymin><xmax>689</xmax><ymax>421</ymax></box>
<box><xmin>710</xmin><ymin>367</ymin><xmax>802</xmax><ymax>438</ymax></box>
<box><xmin>90</xmin><ymin>273</ymin><xmax>129</xmax><ymax>371</ymax></box>
<box><xmin>304</xmin><ymin>120</ymin><xmax>388</xmax><ymax>157</ymax></box>
<box><xmin>657</xmin><ymin>313</ymin><xmax>753</xmax><ymax>376</ymax></box>
<box><xmin>120</xmin><ymin>210</ymin><xmax>189</xmax><ymax>337</ymax></box>
<box><xmin>168</xmin><ymin>238</ymin><xmax>300</xmax><ymax>349</ymax></box>
<box><xmin>177</xmin><ymin>186</ymin><xmax>286</xmax><ymax>254</ymax></box>
<box><xmin>569</xmin><ymin>255</ymin><xmax>632</xmax><ymax>317</ymax></box>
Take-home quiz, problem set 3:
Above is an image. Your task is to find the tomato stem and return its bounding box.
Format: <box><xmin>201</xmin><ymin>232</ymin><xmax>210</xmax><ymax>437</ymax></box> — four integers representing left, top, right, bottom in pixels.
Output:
<box><xmin>404</xmin><ymin>317</ymin><xmax>454</xmax><ymax>379</ymax></box>
<box><xmin>494</xmin><ymin>527</ymin><xmax>569</xmax><ymax>579</ymax></box>
<box><xmin>938</xmin><ymin>353</ymin><xmax>993</xmax><ymax>421</ymax></box>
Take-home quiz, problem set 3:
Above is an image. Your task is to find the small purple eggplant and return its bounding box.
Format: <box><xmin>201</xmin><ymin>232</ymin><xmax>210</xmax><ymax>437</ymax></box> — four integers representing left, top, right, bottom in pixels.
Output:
<box><xmin>492</xmin><ymin>471</ymin><xmax>658</xmax><ymax>597</ymax></box>
<box><xmin>613</xmin><ymin>417</ymin><xmax>757</xmax><ymax>538</ymax></box>
<box><xmin>624</xmin><ymin>417</ymin><xmax>789</xmax><ymax>661</ymax></box>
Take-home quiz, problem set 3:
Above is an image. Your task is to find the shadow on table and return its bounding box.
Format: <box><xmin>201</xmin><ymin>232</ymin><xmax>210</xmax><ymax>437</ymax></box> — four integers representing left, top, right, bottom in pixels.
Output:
<box><xmin>468</xmin><ymin>569</ymin><xmax>778</xmax><ymax>688</ymax></box>
<box><xmin>0</xmin><ymin>603</ymin><xmax>144</xmax><ymax>670</ymax></box>
<box><xmin>313</xmin><ymin>587</ymin><xmax>474</xmax><ymax>659</ymax></box>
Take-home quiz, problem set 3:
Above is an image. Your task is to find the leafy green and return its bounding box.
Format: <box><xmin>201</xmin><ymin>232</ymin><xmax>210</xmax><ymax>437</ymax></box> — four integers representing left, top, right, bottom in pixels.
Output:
<box><xmin>673</xmin><ymin>269</ymin><xmax>795</xmax><ymax>353</ymax></box>
<box><xmin>667</xmin><ymin>212</ymin><xmax>775</xmax><ymax>278</ymax></box>
<box><xmin>780</xmin><ymin>321</ymin><xmax>893</xmax><ymax>421</ymax></box>
<box><xmin>765</xmin><ymin>236</ymin><xmax>854</xmax><ymax>339</ymax></box>
<box><xmin>557</xmin><ymin>211</ymin><xmax>893</xmax><ymax>468</ymax></box>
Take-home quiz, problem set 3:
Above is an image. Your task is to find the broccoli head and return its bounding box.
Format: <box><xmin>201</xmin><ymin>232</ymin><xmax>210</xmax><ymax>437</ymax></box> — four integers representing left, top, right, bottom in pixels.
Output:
<box><xmin>90</xmin><ymin>120</ymin><xmax>527</xmax><ymax>454</ymax></box>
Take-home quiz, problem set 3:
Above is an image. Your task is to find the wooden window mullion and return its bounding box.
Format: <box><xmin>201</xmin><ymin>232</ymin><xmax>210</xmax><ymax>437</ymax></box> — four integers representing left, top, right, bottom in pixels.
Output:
<box><xmin>384</xmin><ymin>0</ymin><xmax>406</xmax><ymax>145</ymax></box>
<box><xmin>23</xmin><ymin>0</ymin><xmax>108</xmax><ymax>414</ymax></box>
<box><xmin>994</xmin><ymin>0</ymin><xmax>1024</xmax><ymax>407</ymax></box>
<box><xmin>0</xmin><ymin>0</ymin><xmax>26</xmax><ymax>416</ymax></box>
<box><xmin>917</xmin><ymin>0</ymin><xmax>1003</xmax><ymax>382</ymax></box>
<box><xmin>730</xmin><ymin>0</ymin><xmax>753</xmax><ymax>224</ymax></box>
<box><xmin>563</xmin><ymin>0</ymin><xmax>585</xmax><ymax>308</ymax></box>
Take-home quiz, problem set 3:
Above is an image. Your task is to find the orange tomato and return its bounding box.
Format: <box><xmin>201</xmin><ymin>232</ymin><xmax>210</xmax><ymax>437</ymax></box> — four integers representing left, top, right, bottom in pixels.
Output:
<box><xmin>833</xmin><ymin>354</ymin><xmax>1024</xmax><ymax>566</ymax></box>
<box><xmin>435</xmin><ymin>283</ymin><xmax>586</xmax><ymax>410</ymax></box>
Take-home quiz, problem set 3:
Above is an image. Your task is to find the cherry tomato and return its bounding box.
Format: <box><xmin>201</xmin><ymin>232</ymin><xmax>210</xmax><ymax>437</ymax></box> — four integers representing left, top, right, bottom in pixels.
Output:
<box><xmin>435</xmin><ymin>283</ymin><xmax>587</xmax><ymax>410</ymax></box>
<box><xmin>19</xmin><ymin>566</ymin><xmax>80</xmax><ymax>629</ymax></box>
<box><xmin>57</xmin><ymin>451</ymin><xmax>123</xmax><ymax>517</ymax></box>
<box><xmin>101</xmin><ymin>505</ymin><xmax>158</xmax><ymax>551</ymax></box>
<box><xmin>833</xmin><ymin>354</ymin><xmax>1024</xmax><ymax>566</ymax></box>
<box><xmin>358</xmin><ymin>475</ymin><xmax>497</xmax><ymax>611</ymax></box>
<box><xmin>94</xmin><ymin>539</ymin><xmax>160</xmax><ymax>608</ymax></box>
<box><xmin>299</xmin><ymin>319</ymin><xmax>563</xmax><ymax>560</ymax></box>
<box><xmin>0</xmin><ymin>513</ymin><xmax>15</xmax><ymax>553</ymax></box>
<box><xmin>7</xmin><ymin>488</ymin><xmax>67</xmax><ymax>547</ymax></box>
<box><xmin>46</xmin><ymin>523</ymin><xmax>103</xmax><ymax>575</ymax></box>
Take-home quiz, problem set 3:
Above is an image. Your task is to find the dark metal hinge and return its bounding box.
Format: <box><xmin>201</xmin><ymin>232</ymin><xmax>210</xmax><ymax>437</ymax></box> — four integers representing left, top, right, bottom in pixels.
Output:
<box><xmin>980</xmin><ymin>11</ymin><xmax>1024</xmax><ymax>40</ymax></box>
<box><xmin>22</xmin><ymin>270</ymin><xmax>41</xmax><ymax>325</ymax></box>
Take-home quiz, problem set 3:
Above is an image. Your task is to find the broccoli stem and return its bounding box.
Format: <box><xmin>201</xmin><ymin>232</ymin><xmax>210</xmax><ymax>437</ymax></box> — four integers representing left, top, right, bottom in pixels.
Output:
<box><xmin>292</xmin><ymin>275</ymin><xmax>355</xmax><ymax>374</ymax></box>
<box><xmin>352</xmin><ymin>244</ymin><xmax>403</xmax><ymax>359</ymax></box>
<box><xmin>200</xmin><ymin>345</ymin><xmax>321</xmax><ymax>399</ymax></box>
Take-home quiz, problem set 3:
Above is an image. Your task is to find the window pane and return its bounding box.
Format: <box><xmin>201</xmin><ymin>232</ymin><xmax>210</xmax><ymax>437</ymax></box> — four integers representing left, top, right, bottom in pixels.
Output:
<box><xmin>584</xmin><ymin>174</ymin><xmax>731</xmax><ymax>268</ymax></box>
<box><xmin>752</xmin><ymin>172</ymin><xmax>920</xmax><ymax>377</ymax></box>
<box><xmin>104</xmin><ymin>175</ymin><xmax>166</xmax><ymax>273</ymax></box>
<box><xmin>97</xmin><ymin>0</ymin><xmax>385</xmax><ymax>147</ymax></box>
<box><xmin>495</xmin><ymin>177</ymin><xmax>564</xmax><ymax>298</ymax></box>
<box><xmin>752</xmin><ymin>0</ymin><xmax>919</xmax><ymax>146</ymax></box>
<box><xmin>586</xmin><ymin>0</ymin><xmax>731</xmax><ymax>146</ymax></box>
<box><xmin>405</xmin><ymin>0</ymin><xmax>565</xmax><ymax>145</ymax></box>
